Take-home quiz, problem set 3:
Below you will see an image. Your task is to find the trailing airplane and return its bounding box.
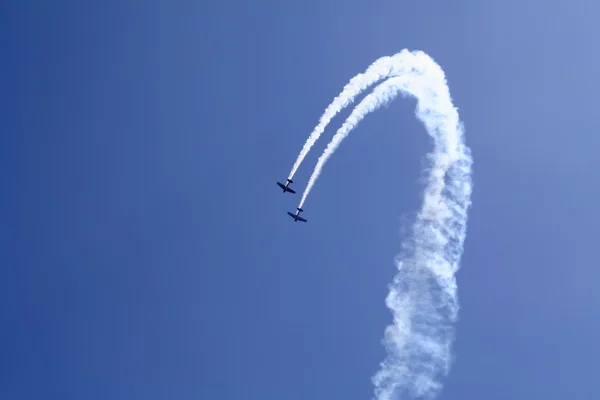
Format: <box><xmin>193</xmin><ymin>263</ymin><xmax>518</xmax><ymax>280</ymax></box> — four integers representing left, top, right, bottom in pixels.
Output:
<box><xmin>287</xmin><ymin>207</ymin><xmax>307</xmax><ymax>222</ymax></box>
<box><xmin>277</xmin><ymin>179</ymin><xmax>296</xmax><ymax>194</ymax></box>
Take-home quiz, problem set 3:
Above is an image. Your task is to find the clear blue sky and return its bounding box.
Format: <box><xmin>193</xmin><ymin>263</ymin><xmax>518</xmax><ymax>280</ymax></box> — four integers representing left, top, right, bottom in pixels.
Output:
<box><xmin>2</xmin><ymin>1</ymin><xmax>599</xmax><ymax>399</ymax></box>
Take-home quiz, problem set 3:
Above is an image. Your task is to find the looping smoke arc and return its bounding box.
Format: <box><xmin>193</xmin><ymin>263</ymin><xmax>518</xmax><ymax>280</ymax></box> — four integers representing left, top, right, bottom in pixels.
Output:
<box><xmin>288</xmin><ymin>50</ymin><xmax>473</xmax><ymax>399</ymax></box>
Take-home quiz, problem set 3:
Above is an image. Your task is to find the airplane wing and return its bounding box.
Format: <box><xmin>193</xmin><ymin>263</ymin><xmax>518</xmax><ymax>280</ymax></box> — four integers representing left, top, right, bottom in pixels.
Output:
<box><xmin>277</xmin><ymin>182</ymin><xmax>296</xmax><ymax>193</ymax></box>
<box><xmin>287</xmin><ymin>211</ymin><xmax>307</xmax><ymax>222</ymax></box>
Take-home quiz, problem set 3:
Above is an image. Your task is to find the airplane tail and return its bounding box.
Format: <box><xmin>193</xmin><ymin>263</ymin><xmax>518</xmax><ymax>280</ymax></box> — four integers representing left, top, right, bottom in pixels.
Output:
<box><xmin>297</xmin><ymin>208</ymin><xmax>303</xmax><ymax>212</ymax></box>
<box><xmin>287</xmin><ymin>179</ymin><xmax>293</xmax><ymax>183</ymax></box>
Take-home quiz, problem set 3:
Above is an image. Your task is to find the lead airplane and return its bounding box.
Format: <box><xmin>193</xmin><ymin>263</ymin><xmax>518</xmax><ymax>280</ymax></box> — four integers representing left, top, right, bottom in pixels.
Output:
<box><xmin>277</xmin><ymin>178</ymin><xmax>296</xmax><ymax>194</ymax></box>
<box><xmin>287</xmin><ymin>207</ymin><xmax>307</xmax><ymax>222</ymax></box>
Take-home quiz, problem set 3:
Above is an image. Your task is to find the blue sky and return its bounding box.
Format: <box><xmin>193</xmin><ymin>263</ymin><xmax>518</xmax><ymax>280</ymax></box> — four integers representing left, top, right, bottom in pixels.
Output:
<box><xmin>2</xmin><ymin>1</ymin><xmax>599</xmax><ymax>399</ymax></box>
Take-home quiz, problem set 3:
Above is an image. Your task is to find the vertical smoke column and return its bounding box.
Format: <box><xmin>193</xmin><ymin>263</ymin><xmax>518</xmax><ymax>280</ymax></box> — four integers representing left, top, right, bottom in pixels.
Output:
<box><xmin>297</xmin><ymin>51</ymin><xmax>473</xmax><ymax>399</ymax></box>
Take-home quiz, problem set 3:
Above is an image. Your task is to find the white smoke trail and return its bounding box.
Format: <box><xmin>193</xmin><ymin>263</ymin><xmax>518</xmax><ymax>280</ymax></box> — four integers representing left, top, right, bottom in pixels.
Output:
<box><xmin>287</xmin><ymin>51</ymin><xmax>419</xmax><ymax>180</ymax></box>
<box><xmin>298</xmin><ymin>51</ymin><xmax>473</xmax><ymax>399</ymax></box>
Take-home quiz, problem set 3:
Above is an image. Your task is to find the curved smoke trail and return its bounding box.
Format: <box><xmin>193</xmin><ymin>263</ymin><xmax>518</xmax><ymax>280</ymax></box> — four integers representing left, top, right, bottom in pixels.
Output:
<box><xmin>298</xmin><ymin>51</ymin><xmax>473</xmax><ymax>399</ymax></box>
<box><xmin>287</xmin><ymin>52</ymin><xmax>418</xmax><ymax>180</ymax></box>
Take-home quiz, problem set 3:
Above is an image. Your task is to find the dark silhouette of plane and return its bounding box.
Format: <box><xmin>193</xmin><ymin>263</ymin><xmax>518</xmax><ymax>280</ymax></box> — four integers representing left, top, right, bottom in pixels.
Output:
<box><xmin>277</xmin><ymin>179</ymin><xmax>296</xmax><ymax>194</ymax></box>
<box><xmin>287</xmin><ymin>207</ymin><xmax>307</xmax><ymax>222</ymax></box>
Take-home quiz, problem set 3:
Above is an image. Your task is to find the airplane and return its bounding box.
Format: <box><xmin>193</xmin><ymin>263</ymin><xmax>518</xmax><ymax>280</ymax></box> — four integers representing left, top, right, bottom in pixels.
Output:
<box><xmin>277</xmin><ymin>178</ymin><xmax>296</xmax><ymax>194</ymax></box>
<box><xmin>287</xmin><ymin>207</ymin><xmax>307</xmax><ymax>222</ymax></box>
